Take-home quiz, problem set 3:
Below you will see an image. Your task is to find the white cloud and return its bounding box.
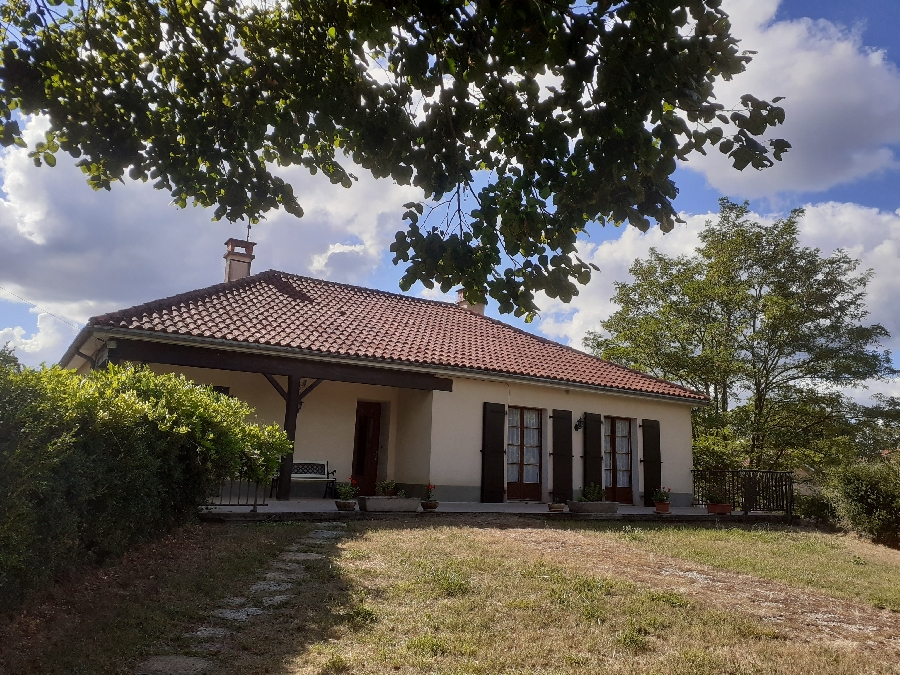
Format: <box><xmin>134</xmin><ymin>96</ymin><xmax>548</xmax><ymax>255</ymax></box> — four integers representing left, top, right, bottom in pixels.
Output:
<box><xmin>682</xmin><ymin>0</ymin><xmax>900</xmax><ymax>199</ymax></box>
<box><xmin>0</xmin><ymin>311</ymin><xmax>78</xmax><ymax>366</ymax></box>
<box><xmin>536</xmin><ymin>203</ymin><xmax>900</xmax><ymax>382</ymax></box>
<box><xmin>0</xmin><ymin>115</ymin><xmax>421</xmax><ymax>366</ymax></box>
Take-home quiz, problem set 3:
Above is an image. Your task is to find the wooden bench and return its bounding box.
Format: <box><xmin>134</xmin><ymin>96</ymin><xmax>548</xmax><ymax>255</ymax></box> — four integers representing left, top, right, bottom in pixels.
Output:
<box><xmin>287</xmin><ymin>460</ymin><xmax>337</xmax><ymax>498</ymax></box>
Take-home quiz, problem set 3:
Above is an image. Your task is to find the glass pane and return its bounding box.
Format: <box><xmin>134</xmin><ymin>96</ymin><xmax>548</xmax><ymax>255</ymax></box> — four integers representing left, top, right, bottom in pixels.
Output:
<box><xmin>524</xmin><ymin>427</ymin><xmax>540</xmax><ymax>447</ymax></box>
<box><xmin>616</xmin><ymin>451</ymin><xmax>630</xmax><ymax>470</ymax></box>
<box><xmin>603</xmin><ymin>417</ymin><xmax>610</xmax><ymax>452</ymax></box>
<box><xmin>508</xmin><ymin>407</ymin><xmax>520</xmax><ymax>427</ymax></box>
<box><xmin>604</xmin><ymin>467</ymin><xmax>613</xmax><ymax>485</ymax></box>
<box><xmin>507</xmin><ymin>445</ymin><xmax>520</xmax><ymax>463</ymax></box>
<box><xmin>523</xmin><ymin>409</ymin><xmax>540</xmax><ymax>428</ymax></box>
<box><xmin>524</xmin><ymin>445</ymin><xmax>540</xmax><ymax>464</ymax></box>
<box><xmin>508</xmin><ymin>425</ymin><xmax>520</xmax><ymax>446</ymax></box>
<box><xmin>617</xmin><ymin>437</ymin><xmax>630</xmax><ymax>456</ymax></box>
<box><xmin>616</xmin><ymin>418</ymin><xmax>630</xmax><ymax>436</ymax></box>
<box><xmin>603</xmin><ymin>449</ymin><xmax>612</xmax><ymax>469</ymax></box>
<box><xmin>524</xmin><ymin>464</ymin><xmax>540</xmax><ymax>483</ymax></box>
<box><xmin>507</xmin><ymin>463</ymin><xmax>519</xmax><ymax>482</ymax></box>
<box><xmin>617</xmin><ymin>470</ymin><xmax>631</xmax><ymax>488</ymax></box>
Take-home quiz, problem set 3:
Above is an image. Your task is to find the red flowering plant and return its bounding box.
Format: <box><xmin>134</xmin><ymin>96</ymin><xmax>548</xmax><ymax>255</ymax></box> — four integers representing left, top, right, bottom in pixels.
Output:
<box><xmin>651</xmin><ymin>487</ymin><xmax>672</xmax><ymax>503</ymax></box>
<box><xmin>335</xmin><ymin>478</ymin><xmax>359</xmax><ymax>501</ymax></box>
<box><xmin>423</xmin><ymin>484</ymin><xmax>436</xmax><ymax>501</ymax></box>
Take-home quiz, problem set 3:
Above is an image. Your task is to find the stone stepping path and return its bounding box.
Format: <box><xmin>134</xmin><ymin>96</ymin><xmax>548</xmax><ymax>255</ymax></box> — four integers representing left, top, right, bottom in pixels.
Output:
<box><xmin>134</xmin><ymin>522</ymin><xmax>348</xmax><ymax>674</ymax></box>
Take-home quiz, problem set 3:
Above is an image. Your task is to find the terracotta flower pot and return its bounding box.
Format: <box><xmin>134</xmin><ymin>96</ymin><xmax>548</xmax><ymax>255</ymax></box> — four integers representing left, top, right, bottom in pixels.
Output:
<box><xmin>335</xmin><ymin>500</ymin><xmax>357</xmax><ymax>512</ymax></box>
<box><xmin>654</xmin><ymin>501</ymin><xmax>670</xmax><ymax>514</ymax></box>
<box><xmin>421</xmin><ymin>500</ymin><xmax>439</xmax><ymax>512</ymax></box>
<box><xmin>547</xmin><ymin>503</ymin><xmax>566</xmax><ymax>513</ymax></box>
<box><xmin>707</xmin><ymin>503</ymin><xmax>733</xmax><ymax>515</ymax></box>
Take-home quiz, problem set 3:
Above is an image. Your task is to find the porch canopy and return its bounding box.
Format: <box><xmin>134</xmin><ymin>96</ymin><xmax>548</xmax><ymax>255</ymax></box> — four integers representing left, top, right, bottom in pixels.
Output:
<box><xmin>104</xmin><ymin>337</ymin><xmax>452</xmax><ymax>499</ymax></box>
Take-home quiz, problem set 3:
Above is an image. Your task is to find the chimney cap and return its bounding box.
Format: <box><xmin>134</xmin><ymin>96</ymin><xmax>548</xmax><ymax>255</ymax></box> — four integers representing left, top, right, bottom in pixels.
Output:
<box><xmin>224</xmin><ymin>237</ymin><xmax>256</xmax><ymax>250</ymax></box>
<box><xmin>456</xmin><ymin>288</ymin><xmax>486</xmax><ymax>315</ymax></box>
<box><xmin>224</xmin><ymin>239</ymin><xmax>256</xmax><ymax>282</ymax></box>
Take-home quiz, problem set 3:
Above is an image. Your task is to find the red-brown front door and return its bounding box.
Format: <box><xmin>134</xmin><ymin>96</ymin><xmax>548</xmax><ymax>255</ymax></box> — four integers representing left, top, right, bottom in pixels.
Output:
<box><xmin>352</xmin><ymin>402</ymin><xmax>381</xmax><ymax>496</ymax></box>
<box><xmin>604</xmin><ymin>416</ymin><xmax>633</xmax><ymax>504</ymax></box>
<box><xmin>507</xmin><ymin>406</ymin><xmax>542</xmax><ymax>500</ymax></box>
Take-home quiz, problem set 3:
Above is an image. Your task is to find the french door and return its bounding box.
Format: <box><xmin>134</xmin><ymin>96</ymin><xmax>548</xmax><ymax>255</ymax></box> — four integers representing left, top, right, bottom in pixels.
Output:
<box><xmin>507</xmin><ymin>407</ymin><xmax>542</xmax><ymax>500</ymax></box>
<box><xmin>603</xmin><ymin>417</ymin><xmax>633</xmax><ymax>504</ymax></box>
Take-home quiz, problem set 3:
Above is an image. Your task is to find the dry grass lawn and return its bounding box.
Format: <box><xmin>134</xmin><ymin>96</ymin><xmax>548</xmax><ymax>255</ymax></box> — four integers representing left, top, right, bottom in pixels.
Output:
<box><xmin>2</xmin><ymin>516</ymin><xmax>899</xmax><ymax>675</ymax></box>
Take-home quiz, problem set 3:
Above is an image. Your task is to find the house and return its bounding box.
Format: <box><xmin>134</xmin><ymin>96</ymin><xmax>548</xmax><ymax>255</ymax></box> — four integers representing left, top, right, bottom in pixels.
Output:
<box><xmin>59</xmin><ymin>240</ymin><xmax>708</xmax><ymax>506</ymax></box>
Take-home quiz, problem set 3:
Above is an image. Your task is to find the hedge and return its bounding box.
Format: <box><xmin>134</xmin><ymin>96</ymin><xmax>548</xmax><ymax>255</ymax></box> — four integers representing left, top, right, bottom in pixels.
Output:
<box><xmin>0</xmin><ymin>358</ymin><xmax>290</xmax><ymax>611</ymax></box>
<box><xmin>829</xmin><ymin>457</ymin><xmax>900</xmax><ymax>548</ymax></box>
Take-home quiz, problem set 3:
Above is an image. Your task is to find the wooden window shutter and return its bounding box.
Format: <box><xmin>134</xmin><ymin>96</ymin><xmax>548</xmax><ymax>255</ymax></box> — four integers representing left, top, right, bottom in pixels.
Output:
<box><xmin>481</xmin><ymin>402</ymin><xmax>507</xmax><ymax>503</ymax></box>
<box><xmin>583</xmin><ymin>412</ymin><xmax>604</xmax><ymax>489</ymax></box>
<box><xmin>551</xmin><ymin>410</ymin><xmax>573</xmax><ymax>503</ymax></box>
<box><xmin>641</xmin><ymin>419</ymin><xmax>662</xmax><ymax>507</ymax></box>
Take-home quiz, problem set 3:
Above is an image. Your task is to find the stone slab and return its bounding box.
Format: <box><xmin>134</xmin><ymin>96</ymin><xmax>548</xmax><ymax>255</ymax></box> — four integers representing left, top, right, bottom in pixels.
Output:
<box><xmin>210</xmin><ymin>607</ymin><xmax>264</xmax><ymax>621</ymax></box>
<box><xmin>184</xmin><ymin>626</ymin><xmax>231</xmax><ymax>639</ymax></box>
<box><xmin>262</xmin><ymin>595</ymin><xmax>293</xmax><ymax>606</ymax></box>
<box><xmin>279</xmin><ymin>551</ymin><xmax>323</xmax><ymax>561</ymax></box>
<box><xmin>249</xmin><ymin>581</ymin><xmax>294</xmax><ymax>593</ymax></box>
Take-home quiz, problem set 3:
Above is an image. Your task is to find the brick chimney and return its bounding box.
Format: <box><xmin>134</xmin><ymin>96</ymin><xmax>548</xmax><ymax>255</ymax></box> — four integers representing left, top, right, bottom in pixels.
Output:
<box><xmin>457</xmin><ymin>288</ymin><xmax>485</xmax><ymax>315</ymax></box>
<box><xmin>224</xmin><ymin>238</ymin><xmax>256</xmax><ymax>282</ymax></box>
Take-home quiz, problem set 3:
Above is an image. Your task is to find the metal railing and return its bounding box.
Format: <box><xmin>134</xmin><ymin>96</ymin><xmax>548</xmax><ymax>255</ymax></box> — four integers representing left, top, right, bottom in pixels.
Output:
<box><xmin>208</xmin><ymin>476</ymin><xmax>269</xmax><ymax>511</ymax></box>
<box><xmin>692</xmin><ymin>470</ymin><xmax>794</xmax><ymax>519</ymax></box>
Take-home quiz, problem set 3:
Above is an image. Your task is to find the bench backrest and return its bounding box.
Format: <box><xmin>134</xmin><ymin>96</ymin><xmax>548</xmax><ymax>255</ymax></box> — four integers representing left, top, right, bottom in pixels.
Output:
<box><xmin>291</xmin><ymin>461</ymin><xmax>331</xmax><ymax>479</ymax></box>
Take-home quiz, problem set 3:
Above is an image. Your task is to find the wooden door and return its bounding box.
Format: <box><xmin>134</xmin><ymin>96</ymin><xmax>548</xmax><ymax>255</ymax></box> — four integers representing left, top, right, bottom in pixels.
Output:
<box><xmin>603</xmin><ymin>416</ymin><xmax>633</xmax><ymax>504</ymax></box>
<box><xmin>351</xmin><ymin>402</ymin><xmax>381</xmax><ymax>496</ymax></box>
<box><xmin>507</xmin><ymin>407</ymin><xmax>542</xmax><ymax>500</ymax></box>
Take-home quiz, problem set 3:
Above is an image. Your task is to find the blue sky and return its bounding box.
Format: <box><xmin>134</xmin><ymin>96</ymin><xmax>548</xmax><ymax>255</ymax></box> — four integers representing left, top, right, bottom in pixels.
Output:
<box><xmin>3</xmin><ymin>0</ymin><xmax>900</xmax><ymax>405</ymax></box>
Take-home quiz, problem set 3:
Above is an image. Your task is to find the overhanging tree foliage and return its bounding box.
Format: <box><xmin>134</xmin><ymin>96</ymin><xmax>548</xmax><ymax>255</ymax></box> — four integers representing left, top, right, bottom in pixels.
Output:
<box><xmin>0</xmin><ymin>0</ymin><xmax>789</xmax><ymax>316</ymax></box>
<box><xmin>585</xmin><ymin>199</ymin><xmax>895</xmax><ymax>470</ymax></box>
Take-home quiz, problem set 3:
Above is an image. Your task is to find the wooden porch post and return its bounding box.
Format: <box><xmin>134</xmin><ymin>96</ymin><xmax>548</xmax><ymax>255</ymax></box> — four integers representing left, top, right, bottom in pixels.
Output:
<box><xmin>277</xmin><ymin>374</ymin><xmax>301</xmax><ymax>500</ymax></box>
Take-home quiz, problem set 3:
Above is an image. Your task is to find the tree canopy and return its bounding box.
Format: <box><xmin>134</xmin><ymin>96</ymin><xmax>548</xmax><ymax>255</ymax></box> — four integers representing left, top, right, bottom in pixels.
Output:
<box><xmin>0</xmin><ymin>0</ymin><xmax>788</xmax><ymax>316</ymax></box>
<box><xmin>585</xmin><ymin>199</ymin><xmax>896</xmax><ymax>471</ymax></box>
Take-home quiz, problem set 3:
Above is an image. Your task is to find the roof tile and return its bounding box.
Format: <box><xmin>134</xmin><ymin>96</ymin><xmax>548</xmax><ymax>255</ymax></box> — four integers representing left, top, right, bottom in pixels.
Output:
<box><xmin>88</xmin><ymin>270</ymin><xmax>706</xmax><ymax>402</ymax></box>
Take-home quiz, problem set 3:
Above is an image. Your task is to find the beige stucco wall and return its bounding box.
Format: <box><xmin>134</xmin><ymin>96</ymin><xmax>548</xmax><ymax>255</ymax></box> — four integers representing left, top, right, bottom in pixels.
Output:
<box><xmin>145</xmin><ymin>365</ymin><xmax>400</xmax><ymax>483</ymax></box>
<box><xmin>429</xmin><ymin>376</ymin><xmax>696</xmax><ymax>504</ymax></box>
<box><xmin>394</xmin><ymin>389</ymin><xmax>433</xmax><ymax>486</ymax></box>
<box><xmin>137</xmin><ymin>363</ymin><xmax>696</xmax><ymax>503</ymax></box>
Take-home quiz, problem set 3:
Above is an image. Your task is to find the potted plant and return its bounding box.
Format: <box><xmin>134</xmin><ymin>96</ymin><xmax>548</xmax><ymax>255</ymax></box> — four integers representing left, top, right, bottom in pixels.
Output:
<box><xmin>651</xmin><ymin>486</ymin><xmax>672</xmax><ymax>514</ymax></box>
<box><xmin>358</xmin><ymin>479</ymin><xmax>421</xmax><ymax>512</ymax></box>
<box><xmin>705</xmin><ymin>484</ymin><xmax>733</xmax><ymax>515</ymax></box>
<box><xmin>567</xmin><ymin>483</ymin><xmax>619</xmax><ymax>514</ymax></box>
<box><xmin>375</xmin><ymin>479</ymin><xmax>398</xmax><ymax>496</ymax></box>
<box><xmin>334</xmin><ymin>479</ymin><xmax>358</xmax><ymax>511</ymax></box>
<box><xmin>421</xmin><ymin>484</ymin><xmax>439</xmax><ymax>512</ymax></box>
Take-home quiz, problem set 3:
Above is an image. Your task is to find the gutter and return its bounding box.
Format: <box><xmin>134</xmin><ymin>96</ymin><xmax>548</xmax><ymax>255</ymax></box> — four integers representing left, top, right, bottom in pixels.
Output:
<box><xmin>63</xmin><ymin>326</ymin><xmax>709</xmax><ymax>407</ymax></box>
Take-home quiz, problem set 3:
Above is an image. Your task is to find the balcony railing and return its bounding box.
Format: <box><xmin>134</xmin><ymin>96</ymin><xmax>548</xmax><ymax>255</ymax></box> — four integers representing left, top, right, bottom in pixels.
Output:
<box><xmin>692</xmin><ymin>469</ymin><xmax>794</xmax><ymax>519</ymax></box>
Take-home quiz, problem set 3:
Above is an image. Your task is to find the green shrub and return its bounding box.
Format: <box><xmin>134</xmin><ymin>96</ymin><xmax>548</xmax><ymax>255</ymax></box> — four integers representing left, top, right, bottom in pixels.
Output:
<box><xmin>829</xmin><ymin>459</ymin><xmax>900</xmax><ymax>547</ymax></box>
<box><xmin>793</xmin><ymin>492</ymin><xmax>837</xmax><ymax>525</ymax></box>
<box><xmin>0</xmin><ymin>362</ymin><xmax>289</xmax><ymax>610</ymax></box>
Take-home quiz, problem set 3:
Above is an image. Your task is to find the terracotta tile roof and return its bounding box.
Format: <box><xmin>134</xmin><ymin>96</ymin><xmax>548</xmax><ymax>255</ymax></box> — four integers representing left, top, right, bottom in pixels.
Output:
<box><xmin>88</xmin><ymin>270</ymin><xmax>707</xmax><ymax>402</ymax></box>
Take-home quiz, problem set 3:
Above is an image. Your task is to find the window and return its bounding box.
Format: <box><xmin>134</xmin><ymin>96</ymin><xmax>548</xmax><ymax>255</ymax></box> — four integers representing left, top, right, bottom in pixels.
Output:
<box><xmin>603</xmin><ymin>417</ymin><xmax>633</xmax><ymax>503</ymax></box>
<box><xmin>507</xmin><ymin>406</ymin><xmax>542</xmax><ymax>500</ymax></box>
<box><xmin>212</xmin><ymin>386</ymin><xmax>231</xmax><ymax>396</ymax></box>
